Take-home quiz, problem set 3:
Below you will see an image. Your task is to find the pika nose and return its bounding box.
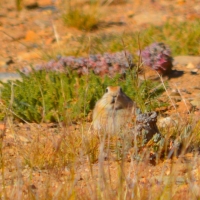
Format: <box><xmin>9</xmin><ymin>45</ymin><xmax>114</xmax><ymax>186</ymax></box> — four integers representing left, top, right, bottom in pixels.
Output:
<box><xmin>111</xmin><ymin>96</ymin><xmax>117</xmax><ymax>104</ymax></box>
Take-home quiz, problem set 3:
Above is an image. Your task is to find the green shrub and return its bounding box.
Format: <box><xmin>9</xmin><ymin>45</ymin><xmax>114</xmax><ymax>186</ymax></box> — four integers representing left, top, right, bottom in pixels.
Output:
<box><xmin>0</xmin><ymin>69</ymin><xmax>166</xmax><ymax>123</ymax></box>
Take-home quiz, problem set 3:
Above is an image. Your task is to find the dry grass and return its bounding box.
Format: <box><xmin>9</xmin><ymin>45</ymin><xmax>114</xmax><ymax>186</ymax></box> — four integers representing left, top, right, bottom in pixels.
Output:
<box><xmin>0</xmin><ymin>111</ymin><xmax>200</xmax><ymax>199</ymax></box>
<box><xmin>62</xmin><ymin>1</ymin><xmax>102</xmax><ymax>31</ymax></box>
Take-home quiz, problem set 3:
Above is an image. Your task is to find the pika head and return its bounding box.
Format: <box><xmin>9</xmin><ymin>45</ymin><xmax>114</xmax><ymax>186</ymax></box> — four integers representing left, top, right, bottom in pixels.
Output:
<box><xmin>93</xmin><ymin>86</ymin><xmax>135</xmax><ymax>133</ymax></box>
<box><xmin>100</xmin><ymin>86</ymin><xmax>133</xmax><ymax>110</ymax></box>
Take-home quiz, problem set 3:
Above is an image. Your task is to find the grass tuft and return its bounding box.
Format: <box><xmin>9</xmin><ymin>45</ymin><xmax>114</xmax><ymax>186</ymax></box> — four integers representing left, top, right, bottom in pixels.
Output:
<box><xmin>62</xmin><ymin>1</ymin><xmax>101</xmax><ymax>31</ymax></box>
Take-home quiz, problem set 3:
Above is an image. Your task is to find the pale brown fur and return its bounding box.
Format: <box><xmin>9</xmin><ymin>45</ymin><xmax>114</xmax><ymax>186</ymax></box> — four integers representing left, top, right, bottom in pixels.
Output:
<box><xmin>93</xmin><ymin>86</ymin><xmax>135</xmax><ymax>133</ymax></box>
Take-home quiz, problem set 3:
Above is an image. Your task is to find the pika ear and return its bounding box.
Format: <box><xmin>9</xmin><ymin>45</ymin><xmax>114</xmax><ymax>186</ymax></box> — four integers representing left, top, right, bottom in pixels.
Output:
<box><xmin>119</xmin><ymin>87</ymin><xmax>123</xmax><ymax>93</ymax></box>
<box><xmin>105</xmin><ymin>88</ymin><xmax>108</xmax><ymax>93</ymax></box>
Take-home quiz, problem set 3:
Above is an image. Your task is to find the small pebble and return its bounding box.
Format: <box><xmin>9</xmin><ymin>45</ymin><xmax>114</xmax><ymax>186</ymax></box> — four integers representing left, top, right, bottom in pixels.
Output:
<box><xmin>186</xmin><ymin>62</ymin><xmax>195</xmax><ymax>69</ymax></box>
<box><xmin>190</xmin><ymin>68</ymin><xmax>198</xmax><ymax>75</ymax></box>
<box><xmin>170</xmin><ymin>89</ymin><xmax>180</xmax><ymax>96</ymax></box>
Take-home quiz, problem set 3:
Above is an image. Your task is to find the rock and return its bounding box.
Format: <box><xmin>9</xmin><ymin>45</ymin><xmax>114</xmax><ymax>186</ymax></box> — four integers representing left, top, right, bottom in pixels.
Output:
<box><xmin>190</xmin><ymin>69</ymin><xmax>198</xmax><ymax>75</ymax></box>
<box><xmin>0</xmin><ymin>73</ymin><xmax>22</xmax><ymax>83</ymax></box>
<box><xmin>186</xmin><ymin>62</ymin><xmax>195</xmax><ymax>69</ymax></box>
<box><xmin>24</xmin><ymin>0</ymin><xmax>39</xmax><ymax>9</ymax></box>
<box><xmin>136</xmin><ymin>111</ymin><xmax>162</xmax><ymax>143</ymax></box>
<box><xmin>170</xmin><ymin>89</ymin><xmax>180</xmax><ymax>96</ymax></box>
<box><xmin>173</xmin><ymin>56</ymin><xmax>200</xmax><ymax>66</ymax></box>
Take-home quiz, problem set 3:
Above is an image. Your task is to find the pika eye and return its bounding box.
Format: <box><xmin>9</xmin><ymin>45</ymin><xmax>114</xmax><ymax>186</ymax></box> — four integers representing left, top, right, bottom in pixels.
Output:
<box><xmin>105</xmin><ymin>88</ymin><xmax>108</xmax><ymax>93</ymax></box>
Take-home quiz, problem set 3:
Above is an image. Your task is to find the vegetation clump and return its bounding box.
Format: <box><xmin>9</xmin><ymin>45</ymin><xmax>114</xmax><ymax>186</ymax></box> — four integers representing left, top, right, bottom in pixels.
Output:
<box><xmin>0</xmin><ymin>69</ymin><xmax>166</xmax><ymax>123</ymax></box>
<box><xmin>62</xmin><ymin>1</ymin><xmax>101</xmax><ymax>31</ymax></box>
<box><xmin>22</xmin><ymin>51</ymin><xmax>133</xmax><ymax>77</ymax></box>
<box><xmin>140</xmin><ymin>42</ymin><xmax>173</xmax><ymax>75</ymax></box>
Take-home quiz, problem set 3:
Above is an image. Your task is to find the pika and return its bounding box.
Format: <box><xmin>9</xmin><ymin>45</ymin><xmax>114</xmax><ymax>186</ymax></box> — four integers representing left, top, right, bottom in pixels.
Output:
<box><xmin>93</xmin><ymin>86</ymin><xmax>135</xmax><ymax>133</ymax></box>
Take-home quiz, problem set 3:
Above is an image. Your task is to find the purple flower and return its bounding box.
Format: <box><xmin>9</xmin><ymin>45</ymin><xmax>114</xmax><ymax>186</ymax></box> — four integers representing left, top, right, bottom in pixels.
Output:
<box><xmin>24</xmin><ymin>51</ymin><xmax>134</xmax><ymax>76</ymax></box>
<box><xmin>139</xmin><ymin>42</ymin><xmax>173</xmax><ymax>75</ymax></box>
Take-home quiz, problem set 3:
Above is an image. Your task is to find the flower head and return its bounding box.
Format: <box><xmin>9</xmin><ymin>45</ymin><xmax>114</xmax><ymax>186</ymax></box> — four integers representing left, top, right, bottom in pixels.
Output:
<box><xmin>140</xmin><ymin>42</ymin><xmax>173</xmax><ymax>74</ymax></box>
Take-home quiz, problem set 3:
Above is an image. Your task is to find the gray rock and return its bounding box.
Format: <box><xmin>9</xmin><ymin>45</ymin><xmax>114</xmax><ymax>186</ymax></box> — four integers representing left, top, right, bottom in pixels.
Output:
<box><xmin>136</xmin><ymin>111</ymin><xmax>163</xmax><ymax>143</ymax></box>
<box><xmin>173</xmin><ymin>56</ymin><xmax>200</xmax><ymax>66</ymax></box>
<box><xmin>0</xmin><ymin>73</ymin><xmax>22</xmax><ymax>83</ymax></box>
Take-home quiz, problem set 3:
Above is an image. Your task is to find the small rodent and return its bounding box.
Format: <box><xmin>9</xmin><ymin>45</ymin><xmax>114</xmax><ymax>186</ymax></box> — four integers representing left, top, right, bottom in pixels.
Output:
<box><xmin>93</xmin><ymin>86</ymin><xmax>136</xmax><ymax>133</ymax></box>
